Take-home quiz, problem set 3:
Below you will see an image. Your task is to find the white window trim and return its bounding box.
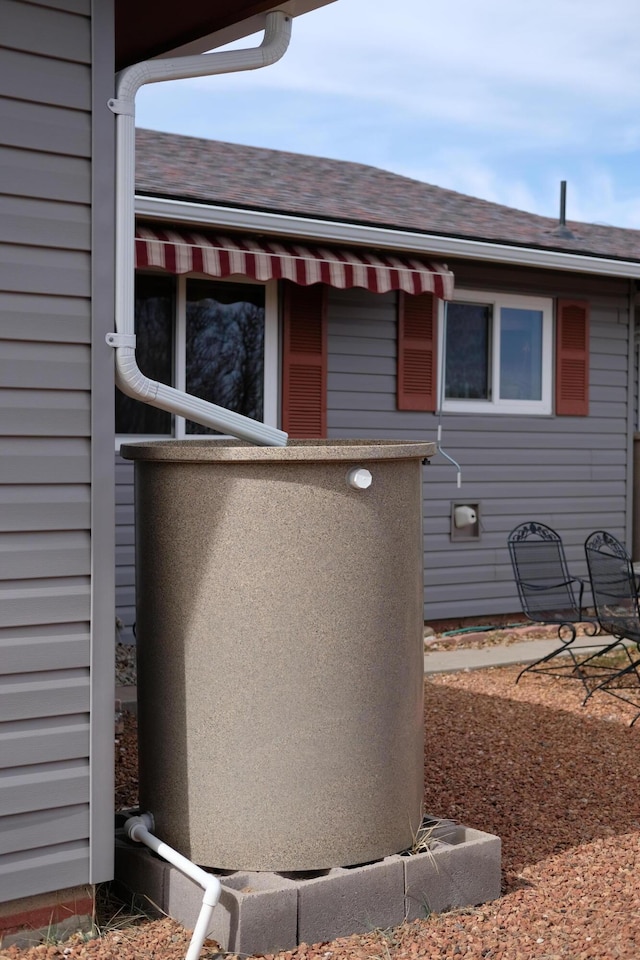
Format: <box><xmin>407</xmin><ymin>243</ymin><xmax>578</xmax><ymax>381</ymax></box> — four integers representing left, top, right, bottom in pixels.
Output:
<box><xmin>438</xmin><ymin>289</ymin><xmax>553</xmax><ymax>415</ymax></box>
<box><xmin>115</xmin><ymin>275</ymin><xmax>279</xmax><ymax>449</ymax></box>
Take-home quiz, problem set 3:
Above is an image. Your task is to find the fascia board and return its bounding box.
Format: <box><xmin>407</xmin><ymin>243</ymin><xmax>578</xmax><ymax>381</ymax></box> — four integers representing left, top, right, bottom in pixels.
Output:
<box><xmin>134</xmin><ymin>194</ymin><xmax>640</xmax><ymax>280</ymax></box>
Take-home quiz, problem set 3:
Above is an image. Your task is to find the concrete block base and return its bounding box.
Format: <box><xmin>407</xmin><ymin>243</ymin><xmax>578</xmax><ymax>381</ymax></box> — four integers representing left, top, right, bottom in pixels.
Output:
<box><xmin>403</xmin><ymin>822</ymin><xmax>502</xmax><ymax>921</ymax></box>
<box><xmin>114</xmin><ymin>818</ymin><xmax>501</xmax><ymax>953</ymax></box>
<box><xmin>169</xmin><ymin>869</ymin><xmax>299</xmax><ymax>955</ymax></box>
<box><xmin>295</xmin><ymin>856</ymin><xmax>405</xmax><ymax>945</ymax></box>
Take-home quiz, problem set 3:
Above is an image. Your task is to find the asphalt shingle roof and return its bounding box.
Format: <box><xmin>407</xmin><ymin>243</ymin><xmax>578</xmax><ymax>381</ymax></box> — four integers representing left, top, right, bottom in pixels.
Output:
<box><xmin>135</xmin><ymin>128</ymin><xmax>640</xmax><ymax>263</ymax></box>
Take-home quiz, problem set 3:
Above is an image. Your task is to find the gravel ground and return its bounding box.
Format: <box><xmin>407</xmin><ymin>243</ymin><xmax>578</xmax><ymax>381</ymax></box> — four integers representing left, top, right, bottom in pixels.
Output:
<box><xmin>4</xmin><ymin>646</ymin><xmax>640</xmax><ymax>960</ymax></box>
<box><xmin>115</xmin><ymin>642</ymin><xmax>137</xmax><ymax>688</ymax></box>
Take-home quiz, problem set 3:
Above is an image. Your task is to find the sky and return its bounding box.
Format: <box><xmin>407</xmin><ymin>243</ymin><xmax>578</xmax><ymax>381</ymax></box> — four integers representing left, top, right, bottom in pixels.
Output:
<box><xmin>135</xmin><ymin>0</ymin><xmax>640</xmax><ymax>229</ymax></box>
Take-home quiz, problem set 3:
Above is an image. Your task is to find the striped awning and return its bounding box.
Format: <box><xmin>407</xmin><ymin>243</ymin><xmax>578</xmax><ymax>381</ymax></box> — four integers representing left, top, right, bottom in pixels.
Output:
<box><xmin>135</xmin><ymin>225</ymin><xmax>454</xmax><ymax>299</ymax></box>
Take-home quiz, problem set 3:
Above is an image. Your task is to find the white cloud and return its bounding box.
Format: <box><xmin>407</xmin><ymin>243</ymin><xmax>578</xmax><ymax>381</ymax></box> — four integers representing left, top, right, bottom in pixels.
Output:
<box><xmin>204</xmin><ymin>0</ymin><xmax>640</xmax><ymax>108</ymax></box>
<box><xmin>396</xmin><ymin>153</ymin><xmax>640</xmax><ymax>228</ymax></box>
<box><xmin>392</xmin><ymin>153</ymin><xmax>549</xmax><ymax>214</ymax></box>
<box><xmin>135</xmin><ymin>0</ymin><xmax>640</xmax><ymax>230</ymax></box>
<box><xmin>567</xmin><ymin>170</ymin><xmax>640</xmax><ymax>227</ymax></box>
<box><xmin>151</xmin><ymin>0</ymin><xmax>640</xmax><ymax>154</ymax></box>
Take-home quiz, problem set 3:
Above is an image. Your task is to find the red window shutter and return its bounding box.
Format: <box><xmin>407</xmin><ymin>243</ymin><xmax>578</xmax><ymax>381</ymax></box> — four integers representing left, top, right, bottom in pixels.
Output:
<box><xmin>397</xmin><ymin>291</ymin><xmax>437</xmax><ymax>411</ymax></box>
<box><xmin>282</xmin><ymin>282</ymin><xmax>327</xmax><ymax>438</ymax></box>
<box><xmin>556</xmin><ymin>299</ymin><xmax>589</xmax><ymax>416</ymax></box>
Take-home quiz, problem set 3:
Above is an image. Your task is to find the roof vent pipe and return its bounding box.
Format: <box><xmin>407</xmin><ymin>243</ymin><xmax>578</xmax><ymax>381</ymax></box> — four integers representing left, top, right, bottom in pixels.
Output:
<box><xmin>559</xmin><ymin>180</ymin><xmax>567</xmax><ymax>226</ymax></box>
<box><xmin>107</xmin><ymin>12</ymin><xmax>291</xmax><ymax>446</ymax></box>
<box><xmin>553</xmin><ymin>179</ymin><xmax>575</xmax><ymax>241</ymax></box>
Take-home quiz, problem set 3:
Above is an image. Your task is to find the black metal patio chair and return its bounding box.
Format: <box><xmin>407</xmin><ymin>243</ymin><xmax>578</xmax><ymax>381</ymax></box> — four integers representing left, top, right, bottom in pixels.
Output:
<box><xmin>583</xmin><ymin>530</ymin><xmax>640</xmax><ymax>725</ymax></box>
<box><xmin>508</xmin><ymin>521</ymin><xmax>612</xmax><ymax>690</ymax></box>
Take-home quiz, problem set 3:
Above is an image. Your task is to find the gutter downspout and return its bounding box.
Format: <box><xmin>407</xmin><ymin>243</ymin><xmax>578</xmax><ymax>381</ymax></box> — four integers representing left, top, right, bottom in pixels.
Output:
<box><xmin>125</xmin><ymin>814</ymin><xmax>221</xmax><ymax>960</ymax></box>
<box><xmin>107</xmin><ymin>12</ymin><xmax>291</xmax><ymax>446</ymax></box>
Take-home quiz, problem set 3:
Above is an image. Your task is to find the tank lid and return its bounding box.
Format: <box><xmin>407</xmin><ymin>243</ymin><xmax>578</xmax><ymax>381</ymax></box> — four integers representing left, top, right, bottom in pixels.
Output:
<box><xmin>120</xmin><ymin>438</ymin><xmax>436</xmax><ymax>463</ymax></box>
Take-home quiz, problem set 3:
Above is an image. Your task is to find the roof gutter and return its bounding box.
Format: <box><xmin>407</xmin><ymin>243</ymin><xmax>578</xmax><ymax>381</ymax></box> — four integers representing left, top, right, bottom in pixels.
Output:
<box><xmin>135</xmin><ymin>195</ymin><xmax>640</xmax><ymax>281</ymax></box>
<box><xmin>108</xmin><ymin>12</ymin><xmax>291</xmax><ymax>446</ymax></box>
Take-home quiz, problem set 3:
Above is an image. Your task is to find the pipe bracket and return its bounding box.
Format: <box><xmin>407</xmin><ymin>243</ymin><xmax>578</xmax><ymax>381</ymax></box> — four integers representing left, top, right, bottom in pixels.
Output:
<box><xmin>108</xmin><ymin>97</ymin><xmax>135</xmax><ymax>116</ymax></box>
<box><xmin>106</xmin><ymin>332</ymin><xmax>137</xmax><ymax>348</ymax></box>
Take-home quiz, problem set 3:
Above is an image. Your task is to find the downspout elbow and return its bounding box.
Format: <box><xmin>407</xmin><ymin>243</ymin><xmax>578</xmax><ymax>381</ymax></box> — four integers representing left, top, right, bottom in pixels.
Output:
<box><xmin>109</xmin><ymin>336</ymin><xmax>287</xmax><ymax>445</ymax></box>
<box><xmin>259</xmin><ymin>9</ymin><xmax>293</xmax><ymax>66</ymax></box>
<box><xmin>201</xmin><ymin>876</ymin><xmax>222</xmax><ymax>907</ymax></box>
<box><xmin>110</xmin><ymin>11</ymin><xmax>291</xmax><ymax>445</ymax></box>
<box><xmin>111</xmin><ymin>342</ymin><xmax>159</xmax><ymax>402</ymax></box>
<box><xmin>115</xmin><ymin>10</ymin><xmax>292</xmax><ymax>102</ymax></box>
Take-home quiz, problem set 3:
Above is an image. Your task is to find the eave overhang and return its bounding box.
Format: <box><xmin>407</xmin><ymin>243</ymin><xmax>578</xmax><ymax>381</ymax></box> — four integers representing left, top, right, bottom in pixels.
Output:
<box><xmin>116</xmin><ymin>0</ymin><xmax>336</xmax><ymax>69</ymax></box>
<box><xmin>135</xmin><ymin>194</ymin><xmax>640</xmax><ymax>280</ymax></box>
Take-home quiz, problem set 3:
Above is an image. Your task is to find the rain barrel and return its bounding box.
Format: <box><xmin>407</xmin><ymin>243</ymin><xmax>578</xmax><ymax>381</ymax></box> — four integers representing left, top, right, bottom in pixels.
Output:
<box><xmin>120</xmin><ymin>438</ymin><xmax>435</xmax><ymax>872</ymax></box>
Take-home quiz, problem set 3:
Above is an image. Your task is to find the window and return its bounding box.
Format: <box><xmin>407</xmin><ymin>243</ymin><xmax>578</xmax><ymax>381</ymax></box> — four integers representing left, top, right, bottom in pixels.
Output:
<box><xmin>441</xmin><ymin>291</ymin><xmax>553</xmax><ymax>414</ymax></box>
<box><xmin>116</xmin><ymin>274</ymin><xmax>279</xmax><ymax>439</ymax></box>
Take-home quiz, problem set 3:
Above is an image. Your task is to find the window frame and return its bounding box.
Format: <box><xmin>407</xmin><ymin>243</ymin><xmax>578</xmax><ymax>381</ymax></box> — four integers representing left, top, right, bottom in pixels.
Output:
<box><xmin>115</xmin><ymin>273</ymin><xmax>280</xmax><ymax>448</ymax></box>
<box><xmin>439</xmin><ymin>289</ymin><xmax>553</xmax><ymax>415</ymax></box>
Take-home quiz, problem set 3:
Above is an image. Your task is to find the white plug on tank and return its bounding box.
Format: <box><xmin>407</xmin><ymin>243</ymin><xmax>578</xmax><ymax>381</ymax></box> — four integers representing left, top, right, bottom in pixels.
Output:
<box><xmin>347</xmin><ymin>467</ymin><xmax>373</xmax><ymax>489</ymax></box>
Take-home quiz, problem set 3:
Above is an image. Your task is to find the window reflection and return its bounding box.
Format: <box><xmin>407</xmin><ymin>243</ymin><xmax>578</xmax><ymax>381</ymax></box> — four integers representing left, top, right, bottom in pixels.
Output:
<box><xmin>185</xmin><ymin>280</ymin><xmax>265</xmax><ymax>435</ymax></box>
<box><xmin>500</xmin><ymin>308</ymin><xmax>542</xmax><ymax>401</ymax></box>
<box><xmin>445</xmin><ymin>302</ymin><xmax>491</xmax><ymax>399</ymax></box>
<box><xmin>115</xmin><ymin>274</ymin><xmax>173</xmax><ymax>434</ymax></box>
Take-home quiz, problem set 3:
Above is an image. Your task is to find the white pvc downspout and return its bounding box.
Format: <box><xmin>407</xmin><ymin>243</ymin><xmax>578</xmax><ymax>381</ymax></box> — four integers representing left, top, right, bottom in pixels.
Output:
<box><xmin>125</xmin><ymin>814</ymin><xmax>221</xmax><ymax>960</ymax></box>
<box><xmin>107</xmin><ymin>12</ymin><xmax>291</xmax><ymax>446</ymax></box>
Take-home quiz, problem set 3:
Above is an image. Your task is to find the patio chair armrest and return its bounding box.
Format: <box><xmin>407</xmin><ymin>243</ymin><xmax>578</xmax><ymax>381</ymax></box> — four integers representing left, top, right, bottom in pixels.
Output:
<box><xmin>521</xmin><ymin>579</ymin><xmax>577</xmax><ymax>591</ymax></box>
<box><xmin>573</xmin><ymin>576</ymin><xmax>585</xmax><ymax>611</ymax></box>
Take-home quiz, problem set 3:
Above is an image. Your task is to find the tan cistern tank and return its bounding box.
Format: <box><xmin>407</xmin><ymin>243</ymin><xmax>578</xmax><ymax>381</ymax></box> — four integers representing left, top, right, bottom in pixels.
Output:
<box><xmin>121</xmin><ymin>438</ymin><xmax>434</xmax><ymax>871</ymax></box>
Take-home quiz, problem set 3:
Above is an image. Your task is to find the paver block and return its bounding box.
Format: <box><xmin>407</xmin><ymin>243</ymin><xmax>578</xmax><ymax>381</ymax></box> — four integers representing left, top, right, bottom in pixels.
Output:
<box><xmin>297</xmin><ymin>856</ymin><xmax>405</xmax><ymax>945</ymax></box>
<box><xmin>167</xmin><ymin>869</ymin><xmax>298</xmax><ymax>955</ymax></box>
<box><xmin>403</xmin><ymin>825</ymin><xmax>501</xmax><ymax>920</ymax></box>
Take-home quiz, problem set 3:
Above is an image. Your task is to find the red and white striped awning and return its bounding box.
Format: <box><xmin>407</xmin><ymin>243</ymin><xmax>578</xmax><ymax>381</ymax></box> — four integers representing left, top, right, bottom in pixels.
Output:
<box><xmin>135</xmin><ymin>225</ymin><xmax>454</xmax><ymax>299</ymax></box>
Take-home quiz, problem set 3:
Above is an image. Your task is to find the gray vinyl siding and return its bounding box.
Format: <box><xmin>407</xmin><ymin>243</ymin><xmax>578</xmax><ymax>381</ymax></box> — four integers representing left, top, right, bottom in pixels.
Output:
<box><xmin>115</xmin><ymin>456</ymin><xmax>136</xmax><ymax>644</ymax></box>
<box><xmin>89</xmin><ymin>0</ymin><xmax>116</xmax><ymax>884</ymax></box>
<box><xmin>0</xmin><ymin>0</ymin><xmax>114</xmax><ymax>904</ymax></box>
<box><xmin>326</xmin><ymin>268</ymin><xmax>634</xmax><ymax>622</ymax></box>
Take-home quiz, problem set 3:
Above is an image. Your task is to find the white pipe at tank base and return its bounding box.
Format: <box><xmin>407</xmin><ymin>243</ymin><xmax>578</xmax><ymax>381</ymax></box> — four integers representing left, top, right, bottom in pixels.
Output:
<box><xmin>108</xmin><ymin>12</ymin><xmax>291</xmax><ymax>446</ymax></box>
<box><xmin>124</xmin><ymin>814</ymin><xmax>221</xmax><ymax>960</ymax></box>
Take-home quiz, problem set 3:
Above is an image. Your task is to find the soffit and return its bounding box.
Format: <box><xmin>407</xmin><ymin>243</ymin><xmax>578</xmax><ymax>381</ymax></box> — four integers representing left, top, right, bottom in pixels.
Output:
<box><xmin>115</xmin><ymin>0</ymin><xmax>335</xmax><ymax>69</ymax></box>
